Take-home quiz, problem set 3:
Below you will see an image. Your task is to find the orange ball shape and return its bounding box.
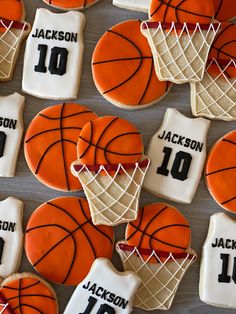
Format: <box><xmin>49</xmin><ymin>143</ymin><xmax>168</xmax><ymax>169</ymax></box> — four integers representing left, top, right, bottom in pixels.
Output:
<box><xmin>149</xmin><ymin>0</ymin><xmax>215</xmax><ymax>23</ymax></box>
<box><xmin>205</xmin><ymin>130</ymin><xmax>236</xmax><ymax>214</ymax></box>
<box><xmin>125</xmin><ymin>203</ymin><xmax>191</xmax><ymax>253</ymax></box>
<box><xmin>24</xmin><ymin>103</ymin><xmax>98</xmax><ymax>192</ymax></box>
<box><xmin>77</xmin><ymin>116</ymin><xmax>144</xmax><ymax>165</ymax></box>
<box><xmin>42</xmin><ymin>0</ymin><xmax>99</xmax><ymax>10</ymax></box>
<box><xmin>25</xmin><ymin>197</ymin><xmax>114</xmax><ymax>286</ymax></box>
<box><xmin>214</xmin><ymin>0</ymin><xmax>236</xmax><ymax>21</ymax></box>
<box><xmin>0</xmin><ymin>0</ymin><xmax>24</xmax><ymax>21</ymax></box>
<box><xmin>92</xmin><ymin>20</ymin><xmax>172</xmax><ymax>109</ymax></box>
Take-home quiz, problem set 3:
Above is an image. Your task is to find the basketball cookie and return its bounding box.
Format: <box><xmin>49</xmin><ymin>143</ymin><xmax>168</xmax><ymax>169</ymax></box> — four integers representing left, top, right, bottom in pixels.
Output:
<box><xmin>0</xmin><ymin>272</ymin><xmax>58</xmax><ymax>313</ymax></box>
<box><xmin>24</xmin><ymin>103</ymin><xmax>98</xmax><ymax>192</ymax></box>
<box><xmin>42</xmin><ymin>0</ymin><xmax>100</xmax><ymax>11</ymax></box>
<box><xmin>205</xmin><ymin>130</ymin><xmax>236</xmax><ymax>214</ymax></box>
<box><xmin>92</xmin><ymin>20</ymin><xmax>172</xmax><ymax>110</ymax></box>
<box><xmin>191</xmin><ymin>23</ymin><xmax>236</xmax><ymax>121</ymax></box>
<box><xmin>113</xmin><ymin>0</ymin><xmax>151</xmax><ymax>13</ymax></box>
<box><xmin>116</xmin><ymin>203</ymin><xmax>196</xmax><ymax>311</ymax></box>
<box><xmin>0</xmin><ymin>0</ymin><xmax>25</xmax><ymax>21</ymax></box>
<box><xmin>214</xmin><ymin>0</ymin><xmax>236</xmax><ymax>21</ymax></box>
<box><xmin>25</xmin><ymin>197</ymin><xmax>114</xmax><ymax>286</ymax></box>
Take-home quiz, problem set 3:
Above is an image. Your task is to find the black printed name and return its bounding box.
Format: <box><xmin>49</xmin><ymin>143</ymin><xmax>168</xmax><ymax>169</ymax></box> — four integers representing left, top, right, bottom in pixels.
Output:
<box><xmin>0</xmin><ymin>117</ymin><xmax>17</xmax><ymax>130</ymax></box>
<box><xmin>212</xmin><ymin>237</ymin><xmax>236</xmax><ymax>250</ymax></box>
<box><xmin>32</xmin><ymin>28</ymin><xmax>78</xmax><ymax>43</ymax></box>
<box><xmin>0</xmin><ymin>221</ymin><xmax>16</xmax><ymax>232</ymax></box>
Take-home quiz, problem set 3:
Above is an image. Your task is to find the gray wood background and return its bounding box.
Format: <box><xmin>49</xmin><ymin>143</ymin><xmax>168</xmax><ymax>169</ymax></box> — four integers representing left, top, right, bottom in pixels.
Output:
<box><xmin>0</xmin><ymin>0</ymin><xmax>235</xmax><ymax>313</ymax></box>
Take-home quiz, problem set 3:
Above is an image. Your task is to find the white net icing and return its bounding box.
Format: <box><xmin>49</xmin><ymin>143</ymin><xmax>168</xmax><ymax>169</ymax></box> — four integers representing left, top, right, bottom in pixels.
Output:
<box><xmin>0</xmin><ymin>20</ymin><xmax>28</xmax><ymax>80</ymax></box>
<box><xmin>116</xmin><ymin>243</ymin><xmax>196</xmax><ymax>311</ymax></box>
<box><xmin>71</xmin><ymin>159</ymin><xmax>150</xmax><ymax>226</ymax></box>
<box><xmin>141</xmin><ymin>22</ymin><xmax>221</xmax><ymax>84</ymax></box>
<box><xmin>191</xmin><ymin>59</ymin><xmax>236</xmax><ymax>121</ymax></box>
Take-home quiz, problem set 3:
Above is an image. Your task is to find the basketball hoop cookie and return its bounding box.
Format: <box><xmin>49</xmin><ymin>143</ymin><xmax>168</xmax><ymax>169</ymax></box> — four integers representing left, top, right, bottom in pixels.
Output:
<box><xmin>24</xmin><ymin>103</ymin><xmax>98</xmax><ymax>192</ymax></box>
<box><xmin>214</xmin><ymin>0</ymin><xmax>236</xmax><ymax>21</ymax></box>
<box><xmin>72</xmin><ymin>116</ymin><xmax>150</xmax><ymax>226</ymax></box>
<box><xmin>113</xmin><ymin>0</ymin><xmax>150</xmax><ymax>13</ymax></box>
<box><xmin>191</xmin><ymin>23</ymin><xmax>236</xmax><ymax>121</ymax></box>
<box><xmin>42</xmin><ymin>0</ymin><xmax>100</xmax><ymax>11</ymax></box>
<box><xmin>25</xmin><ymin>197</ymin><xmax>114</xmax><ymax>286</ymax></box>
<box><xmin>141</xmin><ymin>0</ymin><xmax>221</xmax><ymax>84</ymax></box>
<box><xmin>205</xmin><ymin>130</ymin><xmax>236</xmax><ymax>214</ymax></box>
<box><xmin>116</xmin><ymin>203</ymin><xmax>197</xmax><ymax>311</ymax></box>
<box><xmin>0</xmin><ymin>272</ymin><xmax>58</xmax><ymax>313</ymax></box>
<box><xmin>64</xmin><ymin>258</ymin><xmax>141</xmax><ymax>314</ymax></box>
<box><xmin>22</xmin><ymin>8</ymin><xmax>85</xmax><ymax>100</ymax></box>
<box><xmin>92</xmin><ymin>20</ymin><xmax>172</xmax><ymax>110</ymax></box>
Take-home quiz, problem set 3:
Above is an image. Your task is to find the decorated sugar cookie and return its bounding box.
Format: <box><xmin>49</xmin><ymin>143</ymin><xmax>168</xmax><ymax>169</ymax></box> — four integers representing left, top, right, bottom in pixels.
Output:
<box><xmin>200</xmin><ymin>213</ymin><xmax>236</xmax><ymax>309</ymax></box>
<box><xmin>191</xmin><ymin>23</ymin><xmax>236</xmax><ymax>121</ymax></box>
<box><xmin>0</xmin><ymin>0</ymin><xmax>25</xmax><ymax>21</ymax></box>
<box><xmin>143</xmin><ymin>108</ymin><xmax>210</xmax><ymax>203</ymax></box>
<box><xmin>22</xmin><ymin>8</ymin><xmax>85</xmax><ymax>100</ymax></box>
<box><xmin>214</xmin><ymin>0</ymin><xmax>236</xmax><ymax>21</ymax></box>
<box><xmin>64</xmin><ymin>258</ymin><xmax>140</xmax><ymax>314</ymax></box>
<box><xmin>141</xmin><ymin>0</ymin><xmax>220</xmax><ymax>84</ymax></box>
<box><xmin>24</xmin><ymin>103</ymin><xmax>98</xmax><ymax>192</ymax></box>
<box><xmin>92</xmin><ymin>20</ymin><xmax>172</xmax><ymax>110</ymax></box>
<box><xmin>0</xmin><ymin>197</ymin><xmax>23</xmax><ymax>278</ymax></box>
<box><xmin>72</xmin><ymin>116</ymin><xmax>150</xmax><ymax>226</ymax></box>
<box><xmin>42</xmin><ymin>0</ymin><xmax>100</xmax><ymax>11</ymax></box>
<box><xmin>0</xmin><ymin>93</ymin><xmax>24</xmax><ymax>177</ymax></box>
<box><xmin>25</xmin><ymin>197</ymin><xmax>114</xmax><ymax>286</ymax></box>
<box><xmin>116</xmin><ymin>203</ymin><xmax>196</xmax><ymax>311</ymax></box>
<box><xmin>0</xmin><ymin>272</ymin><xmax>58</xmax><ymax>313</ymax></box>
<box><xmin>113</xmin><ymin>0</ymin><xmax>150</xmax><ymax>13</ymax></box>
<box><xmin>205</xmin><ymin>130</ymin><xmax>236</xmax><ymax>214</ymax></box>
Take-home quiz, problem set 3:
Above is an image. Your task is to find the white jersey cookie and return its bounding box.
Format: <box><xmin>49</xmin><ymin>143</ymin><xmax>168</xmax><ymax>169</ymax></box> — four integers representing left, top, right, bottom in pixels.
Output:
<box><xmin>0</xmin><ymin>197</ymin><xmax>24</xmax><ymax>278</ymax></box>
<box><xmin>113</xmin><ymin>0</ymin><xmax>150</xmax><ymax>13</ymax></box>
<box><xmin>200</xmin><ymin>213</ymin><xmax>236</xmax><ymax>309</ymax></box>
<box><xmin>64</xmin><ymin>258</ymin><xmax>140</xmax><ymax>314</ymax></box>
<box><xmin>22</xmin><ymin>8</ymin><xmax>85</xmax><ymax>100</ymax></box>
<box><xmin>144</xmin><ymin>108</ymin><xmax>210</xmax><ymax>203</ymax></box>
<box><xmin>0</xmin><ymin>93</ymin><xmax>24</xmax><ymax>177</ymax></box>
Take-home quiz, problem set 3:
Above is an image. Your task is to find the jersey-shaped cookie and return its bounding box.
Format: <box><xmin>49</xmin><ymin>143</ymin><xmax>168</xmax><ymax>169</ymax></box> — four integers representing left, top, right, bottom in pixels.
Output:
<box><xmin>0</xmin><ymin>197</ymin><xmax>24</xmax><ymax>278</ymax></box>
<box><xmin>0</xmin><ymin>93</ymin><xmax>24</xmax><ymax>177</ymax></box>
<box><xmin>22</xmin><ymin>8</ymin><xmax>85</xmax><ymax>100</ymax></box>
<box><xmin>64</xmin><ymin>258</ymin><xmax>140</xmax><ymax>314</ymax></box>
<box><xmin>200</xmin><ymin>213</ymin><xmax>236</xmax><ymax>309</ymax></box>
<box><xmin>144</xmin><ymin>108</ymin><xmax>210</xmax><ymax>203</ymax></box>
<box><xmin>113</xmin><ymin>0</ymin><xmax>150</xmax><ymax>13</ymax></box>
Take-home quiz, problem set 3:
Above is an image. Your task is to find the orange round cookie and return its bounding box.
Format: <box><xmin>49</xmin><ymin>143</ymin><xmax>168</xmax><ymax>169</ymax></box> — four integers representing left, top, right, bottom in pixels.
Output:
<box><xmin>0</xmin><ymin>0</ymin><xmax>24</xmax><ymax>21</ymax></box>
<box><xmin>42</xmin><ymin>0</ymin><xmax>99</xmax><ymax>10</ymax></box>
<box><xmin>125</xmin><ymin>203</ymin><xmax>191</xmax><ymax>253</ymax></box>
<box><xmin>214</xmin><ymin>0</ymin><xmax>236</xmax><ymax>21</ymax></box>
<box><xmin>77</xmin><ymin>116</ymin><xmax>143</xmax><ymax>165</ymax></box>
<box><xmin>25</xmin><ymin>197</ymin><xmax>114</xmax><ymax>286</ymax></box>
<box><xmin>24</xmin><ymin>103</ymin><xmax>98</xmax><ymax>192</ymax></box>
<box><xmin>0</xmin><ymin>273</ymin><xmax>58</xmax><ymax>314</ymax></box>
<box><xmin>205</xmin><ymin>131</ymin><xmax>236</xmax><ymax>214</ymax></box>
<box><xmin>92</xmin><ymin>20</ymin><xmax>172</xmax><ymax>109</ymax></box>
<box><xmin>149</xmin><ymin>0</ymin><xmax>215</xmax><ymax>23</ymax></box>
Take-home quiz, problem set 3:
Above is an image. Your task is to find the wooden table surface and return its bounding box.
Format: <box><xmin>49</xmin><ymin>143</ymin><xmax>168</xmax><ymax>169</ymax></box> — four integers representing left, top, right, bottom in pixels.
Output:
<box><xmin>0</xmin><ymin>0</ymin><xmax>235</xmax><ymax>313</ymax></box>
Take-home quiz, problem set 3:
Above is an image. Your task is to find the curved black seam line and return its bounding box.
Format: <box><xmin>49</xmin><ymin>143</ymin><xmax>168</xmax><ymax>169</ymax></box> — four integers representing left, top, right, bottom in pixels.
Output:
<box><xmin>35</xmin><ymin>139</ymin><xmax>77</xmax><ymax>174</ymax></box>
<box><xmin>150</xmin><ymin>1</ymin><xmax>163</xmax><ymax>18</ymax></box>
<box><xmin>19</xmin><ymin>278</ymin><xmax>22</xmax><ymax>314</ymax></box>
<box><xmin>126</xmin><ymin>206</ymin><xmax>145</xmax><ymax>245</ymax></box>
<box><xmin>223</xmin><ymin>139</ymin><xmax>236</xmax><ymax>146</ymax></box>
<box><xmin>92</xmin><ymin>56</ymin><xmax>152</xmax><ymax>65</ymax></box>
<box><xmin>13</xmin><ymin>304</ymin><xmax>44</xmax><ymax>314</ymax></box>
<box><xmin>46</xmin><ymin>201</ymin><xmax>82</xmax><ymax>226</ymax></box>
<box><xmin>39</xmin><ymin>110</ymin><xmax>93</xmax><ymax>120</ymax></box>
<box><xmin>163</xmin><ymin>0</ymin><xmax>171</xmax><ymax>23</ymax></box>
<box><xmin>215</xmin><ymin>40</ymin><xmax>236</xmax><ymax>61</ymax></box>
<box><xmin>212</xmin><ymin>24</ymin><xmax>233</xmax><ymax>48</ymax></box>
<box><xmin>7</xmin><ymin>294</ymin><xmax>55</xmax><ymax>301</ymax></box>
<box><xmin>26</xmin><ymin>224</ymin><xmax>72</xmax><ymax>234</ymax></box>
<box><xmin>25</xmin><ymin>127</ymin><xmax>82</xmax><ymax>143</ymax></box>
<box><xmin>176</xmin><ymin>0</ymin><xmax>186</xmax><ymax>24</ymax></box>
<box><xmin>3</xmin><ymin>281</ymin><xmax>40</xmax><ymax>291</ymax></box>
<box><xmin>221</xmin><ymin>195</ymin><xmax>236</xmax><ymax>205</ymax></box>
<box><xmin>205</xmin><ymin>166</ymin><xmax>236</xmax><ymax>176</ymax></box>
<box><xmin>214</xmin><ymin>0</ymin><xmax>223</xmax><ymax>19</ymax></box>
<box><xmin>79</xmin><ymin>121</ymin><xmax>94</xmax><ymax>159</ymax></box>
<box><xmin>138</xmin><ymin>58</ymin><xmax>154</xmax><ymax>105</ymax></box>
<box><xmin>60</xmin><ymin>103</ymin><xmax>69</xmax><ymax>191</ymax></box>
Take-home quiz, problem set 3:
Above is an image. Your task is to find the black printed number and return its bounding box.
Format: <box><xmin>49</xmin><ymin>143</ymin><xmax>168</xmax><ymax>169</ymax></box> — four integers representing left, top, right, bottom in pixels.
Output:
<box><xmin>34</xmin><ymin>44</ymin><xmax>68</xmax><ymax>76</ymax></box>
<box><xmin>80</xmin><ymin>296</ymin><xmax>115</xmax><ymax>314</ymax></box>
<box><xmin>218</xmin><ymin>253</ymin><xmax>236</xmax><ymax>283</ymax></box>
<box><xmin>157</xmin><ymin>147</ymin><xmax>192</xmax><ymax>181</ymax></box>
<box><xmin>0</xmin><ymin>238</ymin><xmax>5</xmax><ymax>264</ymax></box>
<box><xmin>0</xmin><ymin>131</ymin><xmax>6</xmax><ymax>158</ymax></box>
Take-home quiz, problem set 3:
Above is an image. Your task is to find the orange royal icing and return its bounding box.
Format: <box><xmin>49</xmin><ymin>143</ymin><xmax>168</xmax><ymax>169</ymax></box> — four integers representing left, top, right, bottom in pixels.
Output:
<box><xmin>92</xmin><ymin>20</ymin><xmax>172</xmax><ymax>108</ymax></box>
<box><xmin>205</xmin><ymin>130</ymin><xmax>236</xmax><ymax>214</ymax></box>
<box><xmin>25</xmin><ymin>197</ymin><xmax>114</xmax><ymax>286</ymax></box>
<box><xmin>43</xmin><ymin>0</ymin><xmax>98</xmax><ymax>9</ymax></box>
<box><xmin>77</xmin><ymin>116</ymin><xmax>143</xmax><ymax>165</ymax></box>
<box><xmin>24</xmin><ymin>103</ymin><xmax>98</xmax><ymax>192</ymax></box>
<box><xmin>214</xmin><ymin>0</ymin><xmax>236</xmax><ymax>21</ymax></box>
<box><xmin>0</xmin><ymin>0</ymin><xmax>24</xmax><ymax>21</ymax></box>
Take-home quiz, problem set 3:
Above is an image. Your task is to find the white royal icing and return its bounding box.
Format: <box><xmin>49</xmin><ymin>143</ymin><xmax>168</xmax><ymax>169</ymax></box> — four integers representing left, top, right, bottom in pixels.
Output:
<box><xmin>200</xmin><ymin>213</ymin><xmax>236</xmax><ymax>309</ymax></box>
<box><xmin>0</xmin><ymin>93</ymin><xmax>24</xmax><ymax>177</ymax></box>
<box><xmin>22</xmin><ymin>8</ymin><xmax>85</xmax><ymax>100</ymax></box>
<box><xmin>64</xmin><ymin>258</ymin><xmax>140</xmax><ymax>314</ymax></box>
<box><xmin>113</xmin><ymin>0</ymin><xmax>150</xmax><ymax>13</ymax></box>
<box><xmin>143</xmin><ymin>108</ymin><xmax>210</xmax><ymax>203</ymax></box>
<box><xmin>0</xmin><ymin>197</ymin><xmax>24</xmax><ymax>278</ymax></box>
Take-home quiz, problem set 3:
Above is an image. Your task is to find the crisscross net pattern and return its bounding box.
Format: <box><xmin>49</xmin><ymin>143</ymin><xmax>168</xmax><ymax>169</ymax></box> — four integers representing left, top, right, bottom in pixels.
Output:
<box><xmin>72</xmin><ymin>159</ymin><xmax>150</xmax><ymax>226</ymax></box>
<box><xmin>0</xmin><ymin>20</ymin><xmax>27</xmax><ymax>80</ymax></box>
<box><xmin>191</xmin><ymin>59</ymin><xmax>236</xmax><ymax>121</ymax></box>
<box><xmin>141</xmin><ymin>22</ymin><xmax>221</xmax><ymax>84</ymax></box>
<box><xmin>116</xmin><ymin>243</ymin><xmax>197</xmax><ymax>311</ymax></box>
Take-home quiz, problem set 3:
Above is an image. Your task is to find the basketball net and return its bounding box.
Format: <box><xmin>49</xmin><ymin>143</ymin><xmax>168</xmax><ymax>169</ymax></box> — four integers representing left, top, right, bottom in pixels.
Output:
<box><xmin>116</xmin><ymin>242</ymin><xmax>197</xmax><ymax>311</ymax></box>
<box><xmin>71</xmin><ymin>159</ymin><xmax>150</xmax><ymax>226</ymax></box>
<box><xmin>141</xmin><ymin>22</ymin><xmax>221</xmax><ymax>84</ymax></box>
<box><xmin>0</xmin><ymin>20</ymin><xmax>29</xmax><ymax>81</ymax></box>
<box><xmin>191</xmin><ymin>58</ymin><xmax>236</xmax><ymax>121</ymax></box>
